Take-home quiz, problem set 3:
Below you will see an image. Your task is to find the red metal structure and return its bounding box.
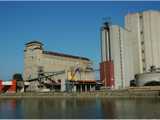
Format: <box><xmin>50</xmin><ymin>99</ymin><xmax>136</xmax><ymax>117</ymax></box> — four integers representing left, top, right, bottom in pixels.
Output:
<box><xmin>0</xmin><ymin>80</ymin><xmax>2</xmax><ymax>91</ymax></box>
<box><xmin>100</xmin><ymin>61</ymin><xmax>114</xmax><ymax>88</ymax></box>
<box><xmin>0</xmin><ymin>80</ymin><xmax>16</xmax><ymax>93</ymax></box>
<box><xmin>100</xmin><ymin>22</ymin><xmax>115</xmax><ymax>88</ymax></box>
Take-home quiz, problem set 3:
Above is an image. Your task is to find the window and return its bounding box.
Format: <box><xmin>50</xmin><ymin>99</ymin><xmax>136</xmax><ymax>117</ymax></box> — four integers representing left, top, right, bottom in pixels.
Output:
<box><xmin>139</xmin><ymin>14</ymin><xmax>143</xmax><ymax>19</ymax></box>
<box><xmin>141</xmin><ymin>41</ymin><xmax>144</xmax><ymax>45</ymax></box>
<box><xmin>143</xmin><ymin>67</ymin><xmax>146</xmax><ymax>71</ymax></box>
<box><xmin>140</xmin><ymin>31</ymin><xmax>143</xmax><ymax>34</ymax></box>
<box><xmin>142</xmin><ymin>58</ymin><xmax>145</xmax><ymax>62</ymax></box>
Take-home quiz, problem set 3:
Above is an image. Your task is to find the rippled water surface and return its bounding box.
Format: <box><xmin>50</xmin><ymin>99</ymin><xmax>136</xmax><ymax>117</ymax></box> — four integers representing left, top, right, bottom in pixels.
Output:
<box><xmin>0</xmin><ymin>97</ymin><xmax>160</xmax><ymax>119</ymax></box>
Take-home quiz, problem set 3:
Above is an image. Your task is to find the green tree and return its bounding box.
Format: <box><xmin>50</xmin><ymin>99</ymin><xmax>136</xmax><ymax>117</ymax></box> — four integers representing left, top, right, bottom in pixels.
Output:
<box><xmin>12</xmin><ymin>73</ymin><xmax>23</xmax><ymax>81</ymax></box>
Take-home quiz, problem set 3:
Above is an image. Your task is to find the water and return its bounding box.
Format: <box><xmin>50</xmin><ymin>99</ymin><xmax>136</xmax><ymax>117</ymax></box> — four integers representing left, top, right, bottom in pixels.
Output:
<box><xmin>0</xmin><ymin>98</ymin><xmax>160</xmax><ymax>119</ymax></box>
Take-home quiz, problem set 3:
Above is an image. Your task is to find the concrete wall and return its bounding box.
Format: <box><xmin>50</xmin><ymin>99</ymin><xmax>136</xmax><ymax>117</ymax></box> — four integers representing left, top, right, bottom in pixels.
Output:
<box><xmin>23</xmin><ymin>42</ymin><xmax>95</xmax><ymax>82</ymax></box>
<box><xmin>109</xmin><ymin>25</ymin><xmax>134</xmax><ymax>89</ymax></box>
<box><xmin>110</xmin><ymin>25</ymin><xmax>122</xmax><ymax>89</ymax></box>
<box><xmin>24</xmin><ymin>43</ymin><xmax>43</xmax><ymax>80</ymax></box>
<box><xmin>125</xmin><ymin>10</ymin><xmax>160</xmax><ymax>74</ymax></box>
<box><xmin>143</xmin><ymin>11</ymin><xmax>160</xmax><ymax>71</ymax></box>
<box><xmin>125</xmin><ymin>13</ymin><xmax>143</xmax><ymax>74</ymax></box>
<box><xmin>101</xmin><ymin>28</ymin><xmax>107</xmax><ymax>62</ymax></box>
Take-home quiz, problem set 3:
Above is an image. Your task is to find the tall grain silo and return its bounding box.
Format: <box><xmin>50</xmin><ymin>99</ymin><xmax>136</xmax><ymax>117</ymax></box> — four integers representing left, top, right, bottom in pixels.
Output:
<box><xmin>100</xmin><ymin>22</ymin><xmax>115</xmax><ymax>88</ymax></box>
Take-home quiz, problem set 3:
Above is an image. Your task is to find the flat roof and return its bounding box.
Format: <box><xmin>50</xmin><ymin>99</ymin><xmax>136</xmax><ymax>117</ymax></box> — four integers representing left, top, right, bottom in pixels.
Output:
<box><xmin>43</xmin><ymin>51</ymin><xmax>90</xmax><ymax>61</ymax></box>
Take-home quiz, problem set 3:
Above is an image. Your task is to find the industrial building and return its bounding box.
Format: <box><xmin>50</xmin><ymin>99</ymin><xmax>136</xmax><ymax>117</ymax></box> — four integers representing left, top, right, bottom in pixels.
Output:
<box><xmin>125</xmin><ymin>10</ymin><xmax>160</xmax><ymax>74</ymax></box>
<box><xmin>109</xmin><ymin>25</ymin><xmax>133</xmax><ymax>89</ymax></box>
<box><xmin>125</xmin><ymin>10</ymin><xmax>160</xmax><ymax>86</ymax></box>
<box><xmin>23</xmin><ymin>41</ymin><xmax>96</xmax><ymax>92</ymax></box>
<box><xmin>100</xmin><ymin>22</ymin><xmax>115</xmax><ymax>89</ymax></box>
<box><xmin>100</xmin><ymin>23</ymin><xmax>132</xmax><ymax>89</ymax></box>
<box><xmin>100</xmin><ymin>10</ymin><xmax>160</xmax><ymax>89</ymax></box>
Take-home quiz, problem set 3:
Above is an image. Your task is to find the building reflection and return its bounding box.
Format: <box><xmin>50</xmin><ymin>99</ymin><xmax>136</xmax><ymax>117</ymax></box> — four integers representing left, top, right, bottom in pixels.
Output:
<box><xmin>1</xmin><ymin>98</ymin><xmax>160</xmax><ymax>119</ymax></box>
<box><xmin>20</xmin><ymin>98</ymin><xmax>102</xmax><ymax>119</ymax></box>
<box><xmin>100</xmin><ymin>98</ymin><xmax>116</xmax><ymax>118</ymax></box>
<box><xmin>0</xmin><ymin>99</ymin><xmax>23</xmax><ymax>118</ymax></box>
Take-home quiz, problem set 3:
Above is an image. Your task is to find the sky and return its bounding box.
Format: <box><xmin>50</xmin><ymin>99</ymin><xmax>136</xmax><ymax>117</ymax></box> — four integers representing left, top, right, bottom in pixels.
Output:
<box><xmin>0</xmin><ymin>1</ymin><xmax>160</xmax><ymax>80</ymax></box>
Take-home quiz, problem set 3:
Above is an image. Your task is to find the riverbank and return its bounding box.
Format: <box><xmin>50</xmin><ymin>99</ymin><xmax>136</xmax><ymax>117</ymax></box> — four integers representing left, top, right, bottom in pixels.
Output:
<box><xmin>1</xmin><ymin>89</ymin><xmax>160</xmax><ymax>98</ymax></box>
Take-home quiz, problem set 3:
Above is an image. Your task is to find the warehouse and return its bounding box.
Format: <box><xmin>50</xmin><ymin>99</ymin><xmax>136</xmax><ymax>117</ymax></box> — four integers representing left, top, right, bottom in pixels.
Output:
<box><xmin>23</xmin><ymin>41</ymin><xmax>96</xmax><ymax>92</ymax></box>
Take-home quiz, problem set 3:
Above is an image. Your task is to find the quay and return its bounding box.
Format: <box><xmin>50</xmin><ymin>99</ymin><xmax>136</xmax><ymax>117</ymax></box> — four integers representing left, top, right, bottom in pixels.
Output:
<box><xmin>1</xmin><ymin>88</ymin><xmax>160</xmax><ymax>98</ymax></box>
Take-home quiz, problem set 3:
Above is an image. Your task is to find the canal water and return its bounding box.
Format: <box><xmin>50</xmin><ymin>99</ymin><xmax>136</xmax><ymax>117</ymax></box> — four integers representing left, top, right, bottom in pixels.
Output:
<box><xmin>0</xmin><ymin>98</ymin><xmax>160</xmax><ymax>119</ymax></box>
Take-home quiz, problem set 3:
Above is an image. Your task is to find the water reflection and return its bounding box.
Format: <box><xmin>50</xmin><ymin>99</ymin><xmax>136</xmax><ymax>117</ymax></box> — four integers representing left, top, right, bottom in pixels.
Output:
<box><xmin>0</xmin><ymin>98</ymin><xmax>160</xmax><ymax>119</ymax></box>
<box><xmin>19</xmin><ymin>98</ymin><xmax>102</xmax><ymax>119</ymax></box>
<box><xmin>101</xmin><ymin>98</ymin><xmax>160</xmax><ymax>119</ymax></box>
<box><xmin>0</xmin><ymin>99</ymin><xmax>23</xmax><ymax>119</ymax></box>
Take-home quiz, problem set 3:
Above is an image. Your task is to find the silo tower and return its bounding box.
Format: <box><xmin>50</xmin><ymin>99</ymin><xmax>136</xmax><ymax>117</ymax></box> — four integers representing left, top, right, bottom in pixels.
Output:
<box><xmin>23</xmin><ymin>41</ymin><xmax>43</xmax><ymax>80</ymax></box>
<box><xmin>100</xmin><ymin>22</ymin><xmax>115</xmax><ymax>88</ymax></box>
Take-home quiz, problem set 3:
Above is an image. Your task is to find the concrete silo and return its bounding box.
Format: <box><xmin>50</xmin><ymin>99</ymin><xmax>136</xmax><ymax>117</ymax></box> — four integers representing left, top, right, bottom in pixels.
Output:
<box><xmin>100</xmin><ymin>22</ymin><xmax>115</xmax><ymax>88</ymax></box>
